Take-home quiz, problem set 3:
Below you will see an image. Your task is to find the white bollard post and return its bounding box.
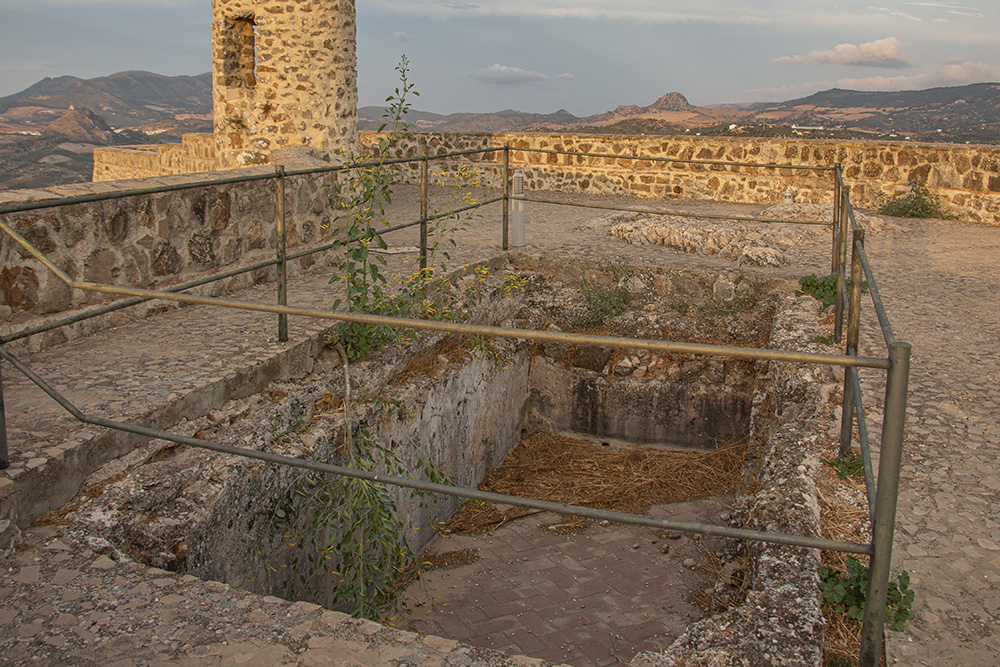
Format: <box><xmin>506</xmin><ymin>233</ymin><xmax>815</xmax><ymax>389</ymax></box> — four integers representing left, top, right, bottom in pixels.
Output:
<box><xmin>511</xmin><ymin>172</ymin><xmax>526</xmax><ymax>247</ymax></box>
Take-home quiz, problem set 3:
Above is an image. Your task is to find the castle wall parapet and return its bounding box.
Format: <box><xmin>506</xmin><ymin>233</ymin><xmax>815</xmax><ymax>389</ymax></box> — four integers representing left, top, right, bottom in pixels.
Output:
<box><xmin>367</xmin><ymin>132</ymin><xmax>1000</xmax><ymax>225</ymax></box>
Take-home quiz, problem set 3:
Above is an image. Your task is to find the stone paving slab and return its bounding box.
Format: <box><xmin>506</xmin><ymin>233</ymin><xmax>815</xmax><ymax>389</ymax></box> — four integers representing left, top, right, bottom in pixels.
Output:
<box><xmin>396</xmin><ymin>501</ymin><xmax>728</xmax><ymax>667</ymax></box>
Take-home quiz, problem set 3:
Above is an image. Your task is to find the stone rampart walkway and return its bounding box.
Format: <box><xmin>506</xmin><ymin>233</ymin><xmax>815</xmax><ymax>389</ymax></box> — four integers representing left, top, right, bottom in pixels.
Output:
<box><xmin>1</xmin><ymin>189</ymin><xmax>998</xmax><ymax>665</ymax></box>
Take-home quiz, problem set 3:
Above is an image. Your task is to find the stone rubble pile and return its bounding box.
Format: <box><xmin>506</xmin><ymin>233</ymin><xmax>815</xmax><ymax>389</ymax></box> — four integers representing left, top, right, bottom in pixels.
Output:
<box><xmin>603</xmin><ymin>204</ymin><xmax>888</xmax><ymax>267</ymax></box>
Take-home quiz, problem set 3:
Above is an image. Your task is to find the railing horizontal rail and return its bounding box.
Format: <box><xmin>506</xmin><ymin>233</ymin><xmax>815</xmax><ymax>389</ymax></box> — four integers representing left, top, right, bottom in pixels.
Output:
<box><xmin>0</xmin><ymin>171</ymin><xmax>279</xmax><ymax>216</ymax></box>
<box><xmin>520</xmin><ymin>196</ymin><xmax>832</xmax><ymax>226</ymax></box>
<box><xmin>515</xmin><ymin>147</ymin><xmax>837</xmax><ymax>172</ymax></box>
<box><xmin>0</xmin><ymin>343</ymin><xmax>872</xmax><ymax>557</ymax></box>
<box><xmin>282</xmin><ymin>146</ymin><xmax>504</xmax><ymax>179</ymax></box>
<box><xmin>0</xmin><ymin>147</ymin><xmax>506</xmax><ymax>217</ymax></box>
<box><xmin>0</xmin><ymin>193</ymin><xmax>503</xmax><ymax>345</ymax></box>
<box><xmin>0</xmin><ymin>255</ymin><xmax>279</xmax><ymax>345</ymax></box>
<box><xmin>69</xmin><ymin>283</ymin><xmax>898</xmax><ymax>370</ymax></box>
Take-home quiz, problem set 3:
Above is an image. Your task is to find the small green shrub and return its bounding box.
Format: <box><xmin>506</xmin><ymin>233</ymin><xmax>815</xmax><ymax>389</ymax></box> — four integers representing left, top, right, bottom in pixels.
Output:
<box><xmin>796</xmin><ymin>274</ymin><xmax>868</xmax><ymax>310</ymax></box>
<box><xmin>824</xmin><ymin>452</ymin><xmax>864</xmax><ymax>479</ymax></box>
<box><xmin>818</xmin><ymin>557</ymin><xmax>915</xmax><ymax>632</ymax></box>
<box><xmin>811</xmin><ymin>333</ymin><xmax>836</xmax><ymax>346</ymax></box>
<box><xmin>876</xmin><ymin>182</ymin><xmax>947</xmax><ymax>219</ymax></box>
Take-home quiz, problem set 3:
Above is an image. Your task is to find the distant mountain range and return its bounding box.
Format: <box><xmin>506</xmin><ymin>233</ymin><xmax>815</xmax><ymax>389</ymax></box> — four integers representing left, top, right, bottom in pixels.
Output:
<box><xmin>0</xmin><ymin>70</ymin><xmax>212</xmax><ymax>128</ymax></box>
<box><xmin>361</xmin><ymin>83</ymin><xmax>1000</xmax><ymax>144</ymax></box>
<box><xmin>0</xmin><ymin>71</ymin><xmax>213</xmax><ymax>190</ymax></box>
<box><xmin>3</xmin><ymin>69</ymin><xmax>1000</xmax><ymax>191</ymax></box>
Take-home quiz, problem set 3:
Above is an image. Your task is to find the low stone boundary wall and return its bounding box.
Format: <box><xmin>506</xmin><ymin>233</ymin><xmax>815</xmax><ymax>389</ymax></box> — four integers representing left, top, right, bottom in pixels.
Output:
<box><xmin>1</xmin><ymin>165</ymin><xmax>338</xmax><ymax>353</ymax></box>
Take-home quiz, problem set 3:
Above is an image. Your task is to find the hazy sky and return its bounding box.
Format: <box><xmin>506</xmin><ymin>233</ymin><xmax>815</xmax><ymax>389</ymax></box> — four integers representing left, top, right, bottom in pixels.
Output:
<box><xmin>1</xmin><ymin>1</ymin><xmax>998</xmax><ymax>115</ymax></box>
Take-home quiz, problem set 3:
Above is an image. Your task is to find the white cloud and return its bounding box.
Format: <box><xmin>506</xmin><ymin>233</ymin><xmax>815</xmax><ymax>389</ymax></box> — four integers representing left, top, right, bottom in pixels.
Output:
<box><xmin>752</xmin><ymin>58</ymin><xmax>1000</xmax><ymax>98</ymax></box>
<box><xmin>393</xmin><ymin>31</ymin><xmax>411</xmax><ymax>43</ymax></box>
<box><xmin>836</xmin><ymin>58</ymin><xmax>1000</xmax><ymax>89</ymax></box>
<box><xmin>557</xmin><ymin>72</ymin><xmax>574</xmax><ymax>80</ymax></box>
<box><xmin>867</xmin><ymin>6</ymin><xmax>922</xmax><ymax>21</ymax></box>
<box><xmin>474</xmin><ymin>64</ymin><xmax>549</xmax><ymax>85</ymax></box>
<box><xmin>773</xmin><ymin>37</ymin><xmax>915</xmax><ymax>68</ymax></box>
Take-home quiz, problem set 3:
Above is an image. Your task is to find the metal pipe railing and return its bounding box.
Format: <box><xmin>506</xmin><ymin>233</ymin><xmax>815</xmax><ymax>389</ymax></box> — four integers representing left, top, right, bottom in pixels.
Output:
<box><xmin>0</xmin><ymin>342</ymin><xmax>871</xmax><ymax>556</ymax></box>
<box><xmin>0</xmin><ymin>360</ymin><xmax>7</xmax><ymax>470</ymax></box>
<box><xmin>419</xmin><ymin>155</ymin><xmax>429</xmax><ymax>270</ymax></box>
<box><xmin>850</xmin><ymin>365</ymin><xmax>877</xmax><ymax>526</ymax></box>
<box><xmin>275</xmin><ymin>166</ymin><xmax>289</xmax><ymax>342</ymax></box>
<box><xmin>0</xmin><ymin>222</ymin><xmax>893</xmax><ymax>369</ymax></box>
<box><xmin>840</xmin><ymin>229</ymin><xmax>866</xmax><ymax>457</ymax></box>
<box><xmin>520</xmin><ymin>196</ymin><xmax>832</xmax><ymax>226</ymax></box>
<box><xmin>859</xmin><ymin>341</ymin><xmax>910</xmax><ymax>664</ymax></box>
<box><xmin>513</xmin><ymin>146</ymin><xmax>838</xmax><ymax>172</ymax></box>
<box><xmin>1</xmin><ymin>145</ymin><xmax>907</xmax><ymax>667</ymax></box>
<box><xmin>502</xmin><ymin>144</ymin><xmax>510</xmax><ymax>250</ymax></box>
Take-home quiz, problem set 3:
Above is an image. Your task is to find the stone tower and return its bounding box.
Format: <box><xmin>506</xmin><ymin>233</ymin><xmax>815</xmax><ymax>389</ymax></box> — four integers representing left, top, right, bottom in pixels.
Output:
<box><xmin>211</xmin><ymin>0</ymin><xmax>358</xmax><ymax>169</ymax></box>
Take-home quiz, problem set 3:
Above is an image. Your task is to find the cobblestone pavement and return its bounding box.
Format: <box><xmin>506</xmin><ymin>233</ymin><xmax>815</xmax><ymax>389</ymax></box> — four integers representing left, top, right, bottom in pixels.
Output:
<box><xmin>854</xmin><ymin>218</ymin><xmax>1000</xmax><ymax>666</ymax></box>
<box><xmin>0</xmin><ymin>524</ymin><xmax>556</xmax><ymax>667</ymax></box>
<box><xmin>2</xmin><ymin>188</ymin><xmax>999</xmax><ymax>664</ymax></box>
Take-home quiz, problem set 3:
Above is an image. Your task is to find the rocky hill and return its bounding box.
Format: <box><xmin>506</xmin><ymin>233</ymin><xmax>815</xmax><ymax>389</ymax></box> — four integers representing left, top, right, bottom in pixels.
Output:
<box><xmin>0</xmin><ymin>71</ymin><xmax>212</xmax><ymax>127</ymax></box>
<box><xmin>0</xmin><ymin>71</ymin><xmax>213</xmax><ymax>191</ymax></box>
<box><xmin>746</xmin><ymin>83</ymin><xmax>1000</xmax><ymax>143</ymax></box>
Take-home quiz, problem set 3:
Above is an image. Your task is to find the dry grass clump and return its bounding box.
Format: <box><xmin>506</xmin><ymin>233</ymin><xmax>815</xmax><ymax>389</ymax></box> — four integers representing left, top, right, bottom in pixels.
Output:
<box><xmin>445</xmin><ymin>431</ymin><xmax>747</xmax><ymax>537</ymax></box>
<box><xmin>481</xmin><ymin>431</ymin><xmax>747</xmax><ymax>515</ymax></box>
<box><xmin>392</xmin><ymin>335</ymin><xmax>472</xmax><ymax>386</ymax></box>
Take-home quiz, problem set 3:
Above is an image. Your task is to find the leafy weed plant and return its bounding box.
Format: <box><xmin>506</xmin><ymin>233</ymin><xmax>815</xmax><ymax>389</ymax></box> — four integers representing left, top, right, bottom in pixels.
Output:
<box><xmin>876</xmin><ymin>182</ymin><xmax>947</xmax><ymax>219</ymax></box>
<box><xmin>818</xmin><ymin>557</ymin><xmax>915</xmax><ymax>632</ymax></box>
<box><xmin>796</xmin><ymin>274</ymin><xmax>868</xmax><ymax>310</ymax></box>
<box><xmin>570</xmin><ymin>258</ymin><xmax>631</xmax><ymax>328</ymax></box>
<box><xmin>824</xmin><ymin>452</ymin><xmax>865</xmax><ymax>480</ymax></box>
<box><xmin>268</xmin><ymin>57</ymin><xmax>493</xmax><ymax>621</ymax></box>
<box><xmin>328</xmin><ymin>57</ymin><xmax>494</xmax><ymax>360</ymax></box>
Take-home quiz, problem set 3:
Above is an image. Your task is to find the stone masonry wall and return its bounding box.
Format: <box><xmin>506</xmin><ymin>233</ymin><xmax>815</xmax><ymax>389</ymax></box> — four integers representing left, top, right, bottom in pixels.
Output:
<box><xmin>211</xmin><ymin>0</ymin><xmax>358</xmax><ymax>169</ymax></box>
<box><xmin>367</xmin><ymin>132</ymin><xmax>1000</xmax><ymax>225</ymax></box>
<box><xmin>94</xmin><ymin>135</ymin><xmax>216</xmax><ymax>182</ymax></box>
<box><xmin>1</xmin><ymin>167</ymin><xmax>339</xmax><ymax>353</ymax></box>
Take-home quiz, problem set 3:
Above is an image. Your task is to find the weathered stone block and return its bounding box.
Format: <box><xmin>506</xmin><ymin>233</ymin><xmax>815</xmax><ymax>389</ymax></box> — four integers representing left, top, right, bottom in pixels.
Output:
<box><xmin>151</xmin><ymin>242</ymin><xmax>183</xmax><ymax>277</ymax></box>
<box><xmin>1</xmin><ymin>265</ymin><xmax>39</xmax><ymax>313</ymax></box>
<box><xmin>83</xmin><ymin>249</ymin><xmax>119</xmax><ymax>285</ymax></box>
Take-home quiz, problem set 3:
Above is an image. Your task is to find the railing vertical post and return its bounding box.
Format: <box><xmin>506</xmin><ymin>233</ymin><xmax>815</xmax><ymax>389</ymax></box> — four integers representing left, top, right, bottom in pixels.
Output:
<box><xmin>835</xmin><ymin>185</ymin><xmax>850</xmax><ymax>343</ymax></box>
<box><xmin>503</xmin><ymin>144</ymin><xmax>510</xmax><ymax>251</ymax></box>
<box><xmin>840</xmin><ymin>229</ymin><xmax>865</xmax><ymax>457</ymax></box>
<box><xmin>858</xmin><ymin>341</ymin><xmax>910</xmax><ymax>667</ymax></box>
<box><xmin>0</xmin><ymin>358</ymin><xmax>9</xmax><ymax>470</ymax></box>
<box><xmin>275</xmin><ymin>166</ymin><xmax>288</xmax><ymax>342</ymax></box>
<box><xmin>832</xmin><ymin>165</ymin><xmax>842</xmax><ymax>276</ymax></box>
<box><xmin>420</xmin><ymin>154</ymin><xmax>429</xmax><ymax>272</ymax></box>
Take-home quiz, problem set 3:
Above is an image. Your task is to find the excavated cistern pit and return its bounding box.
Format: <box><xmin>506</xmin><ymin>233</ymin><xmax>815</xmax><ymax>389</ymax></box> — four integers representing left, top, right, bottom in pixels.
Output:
<box><xmin>57</xmin><ymin>254</ymin><xmax>812</xmax><ymax>667</ymax></box>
